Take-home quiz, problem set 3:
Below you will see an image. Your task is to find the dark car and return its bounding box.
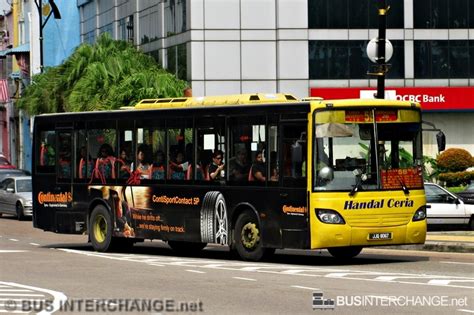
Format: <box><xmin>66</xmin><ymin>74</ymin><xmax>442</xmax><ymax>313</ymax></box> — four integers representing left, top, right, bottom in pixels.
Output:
<box><xmin>456</xmin><ymin>182</ymin><xmax>474</xmax><ymax>205</ymax></box>
<box><xmin>0</xmin><ymin>169</ymin><xmax>31</xmax><ymax>182</ymax></box>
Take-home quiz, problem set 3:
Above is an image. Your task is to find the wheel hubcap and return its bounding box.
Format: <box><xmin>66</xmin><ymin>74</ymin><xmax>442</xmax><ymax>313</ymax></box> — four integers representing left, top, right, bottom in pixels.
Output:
<box><xmin>93</xmin><ymin>214</ymin><xmax>107</xmax><ymax>243</ymax></box>
<box><xmin>241</xmin><ymin>222</ymin><xmax>259</xmax><ymax>249</ymax></box>
<box><xmin>215</xmin><ymin>199</ymin><xmax>228</xmax><ymax>245</ymax></box>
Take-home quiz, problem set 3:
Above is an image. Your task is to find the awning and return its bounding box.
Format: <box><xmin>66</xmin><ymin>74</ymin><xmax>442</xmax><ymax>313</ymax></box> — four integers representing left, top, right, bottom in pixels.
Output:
<box><xmin>0</xmin><ymin>50</ymin><xmax>7</xmax><ymax>58</ymax></box>
<box><xmin>6</xmin><ymin>43</ymin><xmax>30</xmax><ymax>55</ymax></box>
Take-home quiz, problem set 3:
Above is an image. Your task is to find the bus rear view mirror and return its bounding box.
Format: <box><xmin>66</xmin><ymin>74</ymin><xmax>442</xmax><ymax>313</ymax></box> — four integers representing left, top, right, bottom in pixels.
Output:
<box><xmin>436</xmin><ymin>131</ymin><xmax>446</xmax><ymax>152</ymax></box>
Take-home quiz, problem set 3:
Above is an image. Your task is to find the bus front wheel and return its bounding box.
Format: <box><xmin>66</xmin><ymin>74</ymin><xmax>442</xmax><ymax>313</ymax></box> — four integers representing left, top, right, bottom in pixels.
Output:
<box><xmin>233</xmin><ymin>210</ymin><xmax>274</xmax><ymax>261</ymax></box>
<box><xmin>89</xmin><ymin>205</ymin><xmax>114</xmax><ymax>252</ymax></box>
<box><xmin>327</xmin><ymin>246</ymin><xmax>363</xmax><ymax>259</ymax></box>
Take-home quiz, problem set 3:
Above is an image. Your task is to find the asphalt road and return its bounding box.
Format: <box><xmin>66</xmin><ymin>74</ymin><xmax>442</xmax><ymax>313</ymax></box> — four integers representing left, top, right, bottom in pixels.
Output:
<box><xmin>0</xmin><ymin>216</ymin><xmax>473</xmax><ymax>315</ymax></box>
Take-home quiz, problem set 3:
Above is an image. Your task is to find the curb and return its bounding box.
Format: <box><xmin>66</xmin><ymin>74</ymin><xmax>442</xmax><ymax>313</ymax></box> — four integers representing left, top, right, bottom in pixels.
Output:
<box><xmin>386</xmin><ymin>242</ymin><xmax>474</xmax><ymax>253</ymax></box>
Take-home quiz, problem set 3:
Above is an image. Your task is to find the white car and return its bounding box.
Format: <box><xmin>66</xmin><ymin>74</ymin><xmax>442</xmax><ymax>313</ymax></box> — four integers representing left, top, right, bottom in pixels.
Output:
<box><xmin>424</xmin><ymin>183</ymin><xmax>474</xmax><ymax>230</ymax></box>
<box><xmin>0</xmin><ymin>176</ymin><xmax>33</xmax><ymax>220</ymax></box>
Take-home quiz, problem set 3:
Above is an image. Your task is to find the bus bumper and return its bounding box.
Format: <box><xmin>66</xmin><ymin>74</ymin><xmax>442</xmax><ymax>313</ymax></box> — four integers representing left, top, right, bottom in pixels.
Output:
<box><xmin>311</xmin><ymin>220</ymin><xmax>427</xmax><ymax>249</ymax></box>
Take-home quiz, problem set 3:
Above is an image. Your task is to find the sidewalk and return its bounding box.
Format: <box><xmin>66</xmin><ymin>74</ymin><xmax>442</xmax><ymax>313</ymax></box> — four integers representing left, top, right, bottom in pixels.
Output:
<box><xmin>393</xmin><ymin>231</ymin><xmax>474</xmax><ymax>253</ymax></box>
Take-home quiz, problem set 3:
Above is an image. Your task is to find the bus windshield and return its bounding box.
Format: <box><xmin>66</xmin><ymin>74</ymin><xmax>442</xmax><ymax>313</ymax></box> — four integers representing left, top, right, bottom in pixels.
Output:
<box><xmin>314</xmin><ymin>108</ymin><xmax>423</xmax><ymax>192</ymax></box>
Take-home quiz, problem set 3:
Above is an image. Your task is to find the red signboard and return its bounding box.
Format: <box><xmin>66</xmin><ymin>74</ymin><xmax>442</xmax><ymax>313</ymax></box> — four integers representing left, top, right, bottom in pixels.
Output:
<box><xmin>381</xmin><ymin>168</ymin><xmax>423</xmax><ymax>189</ymax></box>
<box><xmin>310</xmin><ymin>87</ymin><xmax>474</xmax><ymax>111</ymax></box>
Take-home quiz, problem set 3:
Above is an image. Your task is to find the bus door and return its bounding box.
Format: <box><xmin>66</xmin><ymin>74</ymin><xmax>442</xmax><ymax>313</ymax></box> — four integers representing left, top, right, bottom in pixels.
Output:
<box><xmin>279</xmin><ymin>123</ymin><xmax>309</xmax><ymax>248</ymax></box>
<box><xmin>52</xmin><ymin>128</ymin><xmax>76</xmax><ymax>233</ymax></box>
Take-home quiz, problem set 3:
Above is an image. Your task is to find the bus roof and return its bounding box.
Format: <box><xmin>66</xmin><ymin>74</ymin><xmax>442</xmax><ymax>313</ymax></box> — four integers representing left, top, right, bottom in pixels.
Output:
<box><xmin>129</xmin><ymin>93</ymin><xmax>299</xmax><ymax>110</ymax></box>
<box><xmin>311</xmin><ymin>98</ymin><xmax>421</xmax><ymax>110</ymax></box>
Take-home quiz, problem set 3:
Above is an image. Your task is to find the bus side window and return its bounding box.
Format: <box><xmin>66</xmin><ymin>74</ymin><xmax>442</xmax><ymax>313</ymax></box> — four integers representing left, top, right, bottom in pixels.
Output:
<box><xmin>37</xmin><ymin>130</ymin><xmax>56</xmax><ymax>173</ymax></box>
<box><xmin>57</xmin><ymin>131</ymin><xmax>72</xmax><ymax>181</ymax></box>
<box><xmin>282</xmin><ymin>124</ymin><xmax>307</xmax><ymax>187</ymax></box>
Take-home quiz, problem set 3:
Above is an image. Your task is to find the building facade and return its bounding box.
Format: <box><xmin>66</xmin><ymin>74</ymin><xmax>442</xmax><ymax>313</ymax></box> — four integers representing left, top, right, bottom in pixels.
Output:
<box><xmin>78</xmin><ymin>0</ymin><xmax>474</xmax><ymax>157</ymax></box>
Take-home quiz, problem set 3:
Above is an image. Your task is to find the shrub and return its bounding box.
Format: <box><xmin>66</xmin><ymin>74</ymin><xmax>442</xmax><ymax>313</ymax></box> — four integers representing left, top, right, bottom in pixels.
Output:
<box><xmin>438</xmin><ymin>171</ymin><xmax>474</xmax><ymax>187</ymax></box>
<box><xmin>436</xmin><ymin>148</ymin><xmax>473</xmax><ymax>172</ymax></box>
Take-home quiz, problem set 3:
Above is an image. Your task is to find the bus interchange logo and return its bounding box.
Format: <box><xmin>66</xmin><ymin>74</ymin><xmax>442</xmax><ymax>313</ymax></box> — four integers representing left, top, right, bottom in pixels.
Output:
<box><xmin>313</xmin><ymin>292</ymin><xmax>335</xmax><ymax>310</ymax></box>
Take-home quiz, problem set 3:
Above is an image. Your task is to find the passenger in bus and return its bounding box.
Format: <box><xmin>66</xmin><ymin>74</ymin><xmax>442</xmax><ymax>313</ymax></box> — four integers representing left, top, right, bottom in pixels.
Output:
<box><xmin>78</xmin><ymin>146</ymin><xmax>93</xmax><ymax>179</ymax></box>
<box><xmin>134</xmin><ymin>144</ymin><xmax>152</xmax><ymax>179</ymax></box>
<box><xmin>169</xmin><ymin>151</ymin><xmax>187</xmax><ymax>180</ymax></box>
<box><xmin>58</xmin><ymin>148</ymin><xmax>71</xmax><ymax>178</ymax></box>
<box><xmin>95</xmin><ymin>143</ymin><xmax>116</xmax><ymax>179</ymax></box>
<box><xmin>251</xmin><ymin>151</ymin><xmax>266</xmax><ymax>182</ymax></box>
<box><xmin>270</xmin><ymin>165</ymin><xmax>279</xmax><ymax>182</ymax></box>
<box><xmin>151</xmin><ymin>150</ymin><xmax>166</xmax><ymax>180</ymax></box>
<box><xmin>229</xmin><ymin>149</ymin><xmax>250</xmax><ymax>182</ymax></box>
<box><xmin>117</xmin><ymin>149</ymin><xmax>132</xmax><ymax>179</ymax></box>
<box><xmin>208</xmin><ymin>150</ymin><xmax>225</xmax><ymax>181</ymax></box>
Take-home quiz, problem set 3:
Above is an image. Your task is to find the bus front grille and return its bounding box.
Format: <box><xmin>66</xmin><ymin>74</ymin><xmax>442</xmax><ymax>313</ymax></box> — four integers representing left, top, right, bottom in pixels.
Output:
<box><xmin>345</xmin><ymin>214</ymin><xmax>412</xmax><ymax>227</ymax></box>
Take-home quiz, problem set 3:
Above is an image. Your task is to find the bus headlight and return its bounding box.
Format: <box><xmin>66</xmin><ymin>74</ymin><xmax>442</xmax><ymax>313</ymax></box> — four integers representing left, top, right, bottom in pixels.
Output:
<box><xmin>316</xmin><ymin>209</ymin><xmax>345</xmax><ymax>224</ymax></box>
<box><xmin>412</xmin><ymin>206</ymin><xmax>427</xmax><ymax>221</ymax></box>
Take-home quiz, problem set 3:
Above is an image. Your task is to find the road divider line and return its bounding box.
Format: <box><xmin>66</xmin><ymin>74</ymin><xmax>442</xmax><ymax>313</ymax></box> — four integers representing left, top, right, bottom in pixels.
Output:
<box><xmin>29</xmin><ymin>243</ymin><xmax>40</xmax><ymax>246</ymax></box>
<box><xmin>0</xmin><ymin>250</ymin><xmax>28</xmax><ymax>253</ymax></box>
<box><xmin>291</xmin><ymin>285</ymin><xmax>320</xmax><ymax>291</ymax></box>
<box><xmin>440</xmin><ymin>261</ymin><xmax>474</xmax><ymax>266</ymax></box>
<box><xmin>8</xmin><ymin>239</ymin><xmax>19</xmax><ymax>242</ymax></box>
<box><xmin>457</xmin><ymin>310</ymin><xmax>474</xmax><ymax>313</ymax></box>
<box><xmin>186</xmin><ymin>270</ymin><xmax>206</xmax><ymax>274</ymax></box>
<box><xmin>232</xmin><ymin>277</ymin><xmax>256</xmax><ymax>281</ymax></box>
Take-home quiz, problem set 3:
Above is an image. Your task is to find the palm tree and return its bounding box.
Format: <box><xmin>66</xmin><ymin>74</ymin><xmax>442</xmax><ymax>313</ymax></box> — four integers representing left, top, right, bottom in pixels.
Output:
<box><xmin>17</xmin><ymin>34</ymin><xmax>187</xmax><ymax>114</ymax></box>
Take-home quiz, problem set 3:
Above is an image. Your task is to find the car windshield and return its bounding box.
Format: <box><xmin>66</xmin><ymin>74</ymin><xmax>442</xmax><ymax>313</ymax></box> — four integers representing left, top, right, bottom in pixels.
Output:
<box><xmin>16</xmin><ymin>179</ymin><xmax>32</xmax><ymax>192</ymax></box>
<box><xmin>314</xmin><ymin>108</ymin><xmax>423</xmax><ymax>192</ymax></box>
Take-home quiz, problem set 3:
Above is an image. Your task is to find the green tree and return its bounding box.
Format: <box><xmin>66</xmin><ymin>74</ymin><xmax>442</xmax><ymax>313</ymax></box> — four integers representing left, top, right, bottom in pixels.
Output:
<box><xmin>17</xmin><ymin>34</ymin><xmax>187</xmax><ymax>114</ymax></box>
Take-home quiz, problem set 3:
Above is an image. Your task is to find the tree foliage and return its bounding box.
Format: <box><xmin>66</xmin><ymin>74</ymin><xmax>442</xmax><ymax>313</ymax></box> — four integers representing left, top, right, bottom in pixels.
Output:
<box><xmin>436</xmin><ymin>148</ymin><xmax>473</xmax><ymax>173</ymax></box>
<box><xmin>17</xmin><ymin>34</ymin><xmax>187</xmax><ymax>115</ymax></box>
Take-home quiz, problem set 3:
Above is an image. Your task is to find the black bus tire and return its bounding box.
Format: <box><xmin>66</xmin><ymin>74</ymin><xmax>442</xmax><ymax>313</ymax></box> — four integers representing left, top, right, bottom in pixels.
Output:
<box><xmin>200</xmin><ymin>192</ymin><xmax>228</xmax><ymax>245</ymax></box>
<box><xmin>233</xmin><ymin>210</ymin><xmax>274</xmax><ymax>261</ymax></box>
<box><xmin>327</xmin><ymin>246</ymin><xmax>363</xmax><ymax>259</ymax></box>
<box><xmin>89</xmin><ymin>205</ymin><xmax>114</xmax><ymax>252</ymax></box>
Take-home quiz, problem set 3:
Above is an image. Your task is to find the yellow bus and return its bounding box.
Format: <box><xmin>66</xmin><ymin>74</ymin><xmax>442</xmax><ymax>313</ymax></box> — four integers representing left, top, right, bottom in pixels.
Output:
<box><xmin>32</xmin><ymin>93</ymin><xmax>427</xmax><ymax>260</ymax></box>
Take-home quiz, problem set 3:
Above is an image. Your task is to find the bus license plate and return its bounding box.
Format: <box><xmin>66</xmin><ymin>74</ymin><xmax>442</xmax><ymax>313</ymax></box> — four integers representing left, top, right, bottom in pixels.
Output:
<box><xmin>368</xmin><ymin>232</ymin><xmax>392</xmax><ymax>240</ymax></box>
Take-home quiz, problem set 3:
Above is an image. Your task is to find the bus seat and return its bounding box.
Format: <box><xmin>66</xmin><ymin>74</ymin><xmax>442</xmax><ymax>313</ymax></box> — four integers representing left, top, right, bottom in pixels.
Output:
<box><xmin>248</xmin><ymin>166</ymin><xmax>255</xmax><ymax>181</ymax></box>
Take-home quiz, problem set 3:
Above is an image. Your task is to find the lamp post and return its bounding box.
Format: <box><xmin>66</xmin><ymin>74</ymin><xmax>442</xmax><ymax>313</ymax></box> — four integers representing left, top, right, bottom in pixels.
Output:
<box><xmin>367</xmin><ymin>0</ymin><xmax>391</xmax><ymax>99</ymax></box>
<box><xmin>34</xmin><ymin>0</ymin><xmax>61</xmax><ymax>73</ymax></box>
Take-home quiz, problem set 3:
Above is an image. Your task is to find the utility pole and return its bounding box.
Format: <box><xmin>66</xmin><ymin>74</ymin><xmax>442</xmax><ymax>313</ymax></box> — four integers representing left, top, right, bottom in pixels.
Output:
<box><xmin>367</xmin><ymin>0</ymin><xmax>391</xmax><ymax>99</ymax></box>
<box><xmin>376</xmin><ymin>0</ymin><xmax>387</xmax><ymax>99</ymax></box>
<box><xmin>34</xmin><ymin>0</ymin><xmax>61</xmax><ymax>72</ymax></box>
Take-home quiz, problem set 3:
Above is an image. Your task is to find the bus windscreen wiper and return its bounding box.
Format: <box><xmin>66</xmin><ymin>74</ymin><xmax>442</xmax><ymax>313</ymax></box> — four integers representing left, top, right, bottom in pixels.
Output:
<box><xmin>398</xmin><ymin>178</ymin><xmax>410</xmax><ymax>195</ymax></box>
<box><xmin>349</xmin><ymin>169</ymin><xmax>367</xmax><ymax>197</ymax></box>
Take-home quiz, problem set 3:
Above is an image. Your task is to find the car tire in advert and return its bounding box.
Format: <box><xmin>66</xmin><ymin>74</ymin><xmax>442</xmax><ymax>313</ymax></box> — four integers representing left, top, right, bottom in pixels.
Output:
<box><xmin>233</xmin><ymin>210</ymin><xmax>275</xmax><ymax>261</ymax></box>
<box><xmin>90</xmin><ymin>205</ymin><xmax>114</xmax><ymax>252</ymax></box>
<box><xmin>200</xmin><ymin>191</ymin><xmax>228</xmax><ymax>245</ymax></box>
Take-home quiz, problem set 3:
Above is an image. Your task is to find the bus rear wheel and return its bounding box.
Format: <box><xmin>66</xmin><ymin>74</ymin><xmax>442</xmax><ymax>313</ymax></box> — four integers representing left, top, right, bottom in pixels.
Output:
<box><xmin>327</xmin><ymin>246</ymin><xmax>363</xmax><ymax>259</ymax></box>
<box><xmin>168</xmin><ymin>241</ymin><xmax>207</xmax><ymax>255</ymax></box>
<box><xmin>233</xmin><ymin>210</ymin><xmax>274</xmax><ymax>261</ymax></box>
<box><xmin>89</xmin><ymin>205</ymin><xmax>114</xmax><ymax>252</ymax></box>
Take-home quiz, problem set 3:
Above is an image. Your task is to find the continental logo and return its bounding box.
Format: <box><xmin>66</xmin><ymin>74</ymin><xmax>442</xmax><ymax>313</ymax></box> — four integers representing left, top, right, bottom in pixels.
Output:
<box><xmin>344</xmin><ymin>198</ymin><xmax>414</xmax><ymax>210</ymax></box>
<box><xmin>37</xmin><ymin>192</ymin><xmax>72</xmax><ymax>205</ymax></box>
<box><xmin>283</xmin><ymin>205</ymin><xmax>307</xmax><ymax>215</ymax></box>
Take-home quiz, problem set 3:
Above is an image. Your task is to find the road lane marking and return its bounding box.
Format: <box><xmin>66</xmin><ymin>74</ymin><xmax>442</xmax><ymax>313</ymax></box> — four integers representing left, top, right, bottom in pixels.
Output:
<box><xmin>0</xmin><ymin>294</ymin><xmax>45</xmax><ymax>297</ymax></box>
<box><xmin>0</xmin><ymin>290</ymin><xmax>33</xmax><ymax>292</ymax></box>
<box><xmin>0</xmin><ymin>250</ymin><xmax>28</xmax><ymax>253</ymax></box>
<box><xmin>8</xmin><ymin>239</ymin><xmax>18</xmax><ymax>242</ymax></box>
<box><xmin>291</xmin><ymin>285</ymin><xmax>320</xmax><ymax>291</ymax></box>
<box><xmin>458</xmin><ymin>309</ymin><xmax>474</xmax><ymax>313</ymax></box>
<box><xmin>440</xmin><ymin>261</ymin><xmax>474</xmax><ymax>266</ymax></box>
<box><xmin>29</xmin><ymin>243</ymin><xmax>40</xmax><ymax>246</ymax></box>
<box><xmin>186</xmin><ymin>270</ymin><xmax>206</xmax><ymax>274</ymax></box>
<box><xmin>58</xmin><ymin>249</ymin><xmax>474</xmax><ymax>289</ymax></box>
<box><xmin>428</xmin><ymin>279</ymin><xmax>474</xmax><ymax>285</ymax></box>
<box><xmin>0</xmin><ymin>282</ymin><xmax>67</xmax><ymax>315</ymax></box>
<box><xmin>233</xmin><ymin>277</ymin><xmax>256</xmax><ymax>281</ymax></box>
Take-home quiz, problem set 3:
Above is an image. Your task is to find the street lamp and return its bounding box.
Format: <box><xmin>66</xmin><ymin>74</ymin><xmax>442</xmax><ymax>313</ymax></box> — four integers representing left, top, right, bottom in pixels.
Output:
<box><xmin>367</xmin><ymin>0</ymin><xmax>390</xmax><ymax>99</ymax></box>
<box><xmin>34</xmin><ymin>0</ymin><xmax>61</xmax><ymax>73</ymax></box>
